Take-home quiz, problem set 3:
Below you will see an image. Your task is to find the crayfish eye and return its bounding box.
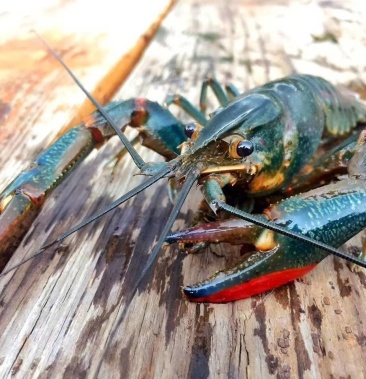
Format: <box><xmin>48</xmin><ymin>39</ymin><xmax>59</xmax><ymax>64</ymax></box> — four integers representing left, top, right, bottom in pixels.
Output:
<box><xmin>185</xmin><ymin>122</ymin><xmax>197</xmax><ymax>139</ymax></box>
<box><xmin>229</xmin><ymin>137</ymin><xmax>254</xmax><ymax>159</ymax></box>
<box><xmin>237</xmin><ymin>140</ymin><xmax>254</xmax><ymax>157</ymax></box>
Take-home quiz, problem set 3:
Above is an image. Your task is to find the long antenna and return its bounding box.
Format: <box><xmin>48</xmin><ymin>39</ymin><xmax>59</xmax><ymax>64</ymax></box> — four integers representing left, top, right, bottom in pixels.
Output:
<box><xmin>96</xmin><ymin>169</ymin><xmax>199</xmax><ymax>373</ymax></box>
<box><xmin>33</xmin><ymin>31</ymin><xmax>146</xmax><ymax>169</ymax></box>
<box><xmin>0</xmin><ymin>166</ymin><xmax>171</xmax><ymax>277</ymax></box>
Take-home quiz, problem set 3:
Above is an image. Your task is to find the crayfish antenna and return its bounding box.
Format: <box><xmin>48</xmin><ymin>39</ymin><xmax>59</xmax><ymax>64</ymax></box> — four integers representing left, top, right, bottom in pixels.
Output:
<box><xmin>0</xmin><ymin>166</ymin><xmax>172</xmax><ymax>277</ymax></box>
<box><xmin>100</xmin><ymin>170</ymin><xmax>199</xmax><ymax>353</ymax></box>
<box><xmin>32</xmin><ymin>30</ymin><xmax>146</xmax><ymax>169</ymax></box>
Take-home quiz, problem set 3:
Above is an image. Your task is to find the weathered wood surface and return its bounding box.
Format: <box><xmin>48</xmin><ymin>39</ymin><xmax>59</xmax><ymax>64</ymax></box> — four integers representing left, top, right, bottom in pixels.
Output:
<box><xmin>1</xmin><ymin>0</ymin><xmax>366</xmax><ymax>378</ymax></box>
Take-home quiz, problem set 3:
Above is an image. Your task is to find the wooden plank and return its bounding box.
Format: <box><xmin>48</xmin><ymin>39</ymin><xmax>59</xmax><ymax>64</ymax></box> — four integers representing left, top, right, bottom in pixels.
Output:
<box><xmin>1</xmin><ymin>0</ymin><xmax>366</xmax><ymax>378</ymax></box>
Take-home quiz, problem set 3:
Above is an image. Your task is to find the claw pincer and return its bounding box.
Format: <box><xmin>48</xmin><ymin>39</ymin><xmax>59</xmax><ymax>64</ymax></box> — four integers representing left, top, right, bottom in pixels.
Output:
<box><xmin>168</xmin><ymin>179</ymin><xmax>366</xmax><ymax>302</ymax></box>
<box><xmin>0</xmin><ymin>127</ymin><xmax>97</xmax><ymax>268</ymax></box>
<box><xmin>0</xmin><ymin>99</ymin><xmax>185</xmax><ymax>268</ymax></box>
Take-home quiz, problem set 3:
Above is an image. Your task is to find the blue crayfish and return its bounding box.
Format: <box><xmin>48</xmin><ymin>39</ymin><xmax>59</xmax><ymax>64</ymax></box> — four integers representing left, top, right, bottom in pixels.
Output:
<box><xmin>1</xmin><ymin>65</ymin><xmax>366</xmax><ymax>303</ymax></box>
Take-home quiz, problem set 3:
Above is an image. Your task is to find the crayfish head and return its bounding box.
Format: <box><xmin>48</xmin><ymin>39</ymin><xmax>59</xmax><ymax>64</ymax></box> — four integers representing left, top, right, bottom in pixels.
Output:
<box><xmin>160</xmin><ymin>89</ymin><xmax>291</xmax><ymax>198</ymax></box>
<box><xmin>173</xmin><ymin>126</ymin><xmax>261</xmax><ymax>195</ymax></box>
<box><xmin>174</xmin><ymin>137</ymin><xmax>255</xmax><ymax>192</ymax></box>
<box><xmin>174</xmin><ymin>92</ymin><xmax>286</xmax><ymax>195</ymax></box>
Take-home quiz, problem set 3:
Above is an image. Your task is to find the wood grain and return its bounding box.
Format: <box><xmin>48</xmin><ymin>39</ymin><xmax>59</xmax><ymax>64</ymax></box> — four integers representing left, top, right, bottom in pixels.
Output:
<box><xmin>1</xmin><ymin>0</ymin><xmax>366</xmax><ymax>378</ymax></box>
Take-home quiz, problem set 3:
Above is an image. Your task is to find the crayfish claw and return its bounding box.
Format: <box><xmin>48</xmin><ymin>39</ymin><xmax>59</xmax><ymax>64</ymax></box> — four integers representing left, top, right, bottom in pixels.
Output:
<box><xmin>183</xmin><ymin>248</ymin><xmax>279</xmax><ymax>303</ymax></box>
<box><xmin>182</xmin><ymin>245</ymin><xmax>319</xmax><ymax>303</ymax></box>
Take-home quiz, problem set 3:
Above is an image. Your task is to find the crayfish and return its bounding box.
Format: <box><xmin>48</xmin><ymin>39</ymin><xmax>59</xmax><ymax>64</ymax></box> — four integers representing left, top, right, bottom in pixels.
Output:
<box><xmin>1</xmin><ymin>41</ymin><xmax>366</xmax><ymax>304</ymax></box>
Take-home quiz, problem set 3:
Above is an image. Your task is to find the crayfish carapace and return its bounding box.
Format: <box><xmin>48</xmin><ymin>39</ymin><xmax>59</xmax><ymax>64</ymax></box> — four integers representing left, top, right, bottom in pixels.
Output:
<box><xmin>1</xmin><ymin>58</ymin><xmax>366</xmax><ymax>304</ymax></box>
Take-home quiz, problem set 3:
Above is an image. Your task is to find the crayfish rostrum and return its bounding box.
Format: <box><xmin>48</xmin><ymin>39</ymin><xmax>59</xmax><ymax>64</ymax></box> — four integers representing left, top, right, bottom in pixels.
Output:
<box><xmin>1</xmin><ymin>73</ymin><xmax>366</xmax><ymax>303</ymax></box>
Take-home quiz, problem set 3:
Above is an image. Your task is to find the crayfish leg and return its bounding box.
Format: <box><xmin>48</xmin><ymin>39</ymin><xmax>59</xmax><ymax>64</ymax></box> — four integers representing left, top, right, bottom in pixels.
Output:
<box><xmin>286</xmin><ymin>128</ymin><xmax>362</xmax><ymax>195</ymax></box>
<box><xmin>164</xmin><ymin>94</ymin><xmax>207</xmax><ymax>126</ymax></box>
<box><xmin>199</xmin><ymin>76</ymin><xmax>229</xmax><ymax>113</ymax></box>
